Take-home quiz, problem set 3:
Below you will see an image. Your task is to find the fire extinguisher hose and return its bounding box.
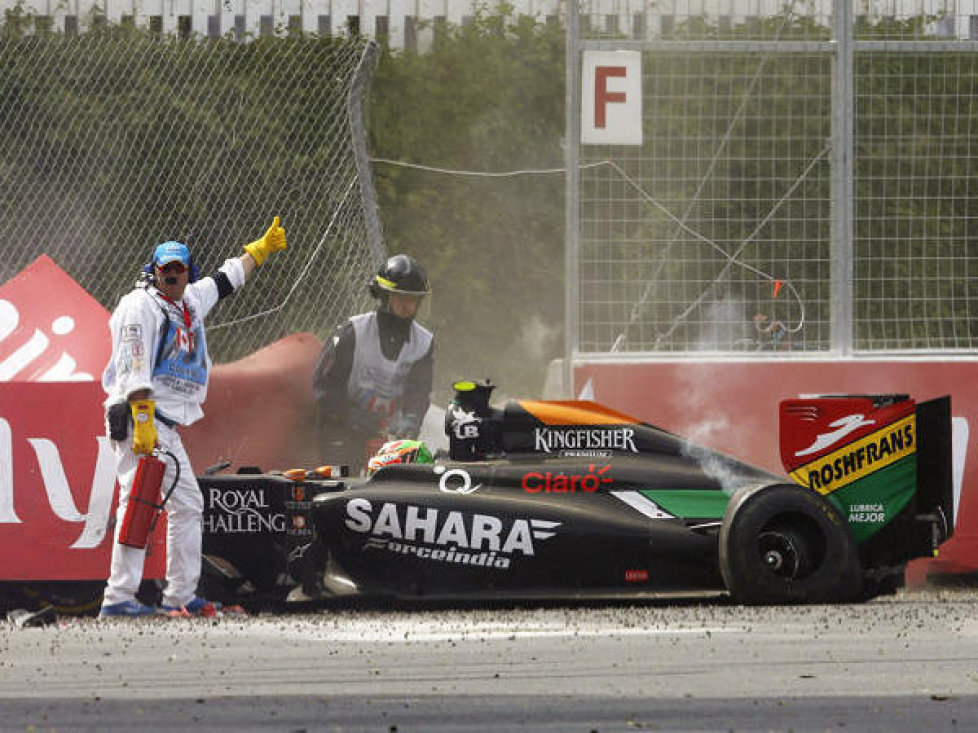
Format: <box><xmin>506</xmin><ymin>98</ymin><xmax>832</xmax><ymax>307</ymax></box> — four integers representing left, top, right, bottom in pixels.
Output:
<box><xmin>148</xmin><ymin>450</ymin><xmax>181</xmax><ymax>533</ymax></box>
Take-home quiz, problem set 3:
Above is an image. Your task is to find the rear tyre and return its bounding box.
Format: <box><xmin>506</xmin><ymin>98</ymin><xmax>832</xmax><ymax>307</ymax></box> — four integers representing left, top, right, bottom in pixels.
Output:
<box><xmin>719</xmin><ymin>483</ymin><xmax>862</xmax><ymax>605</ymax></box>
<box><xmin>858</xmin><ymin>566</ymin><xmax>906</xmax><ymax>601</ymax></box>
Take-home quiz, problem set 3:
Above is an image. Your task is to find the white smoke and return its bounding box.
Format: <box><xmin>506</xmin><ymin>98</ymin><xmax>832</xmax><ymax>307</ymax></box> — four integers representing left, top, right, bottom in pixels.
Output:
<box><xmin>420</xmin><ymin>404</ymin><xmax>449</xmax><ymax>454</ymax></box>
<box><xmin>519</xmin><ymin>314</ymin><xmax>560</xmax><ymax>364</ymax></box>
<box><xmin>672</xmin><ymin>303</ymin><xmax>757</xmax><ymax>492</ymax></box>
<box><xmin>676</xmin><ymin>408</ymin><xmax>746</xmax><ymax>494</ymax></box>
<box><xmin>681</xmin><ymin>429</ymin><xmax>743</xmax><ymax>494</ymax></box>
<box><xmin>692</xmin><ymin>298</ymin><xmax>751</xmax><ymax>352</ymax></box>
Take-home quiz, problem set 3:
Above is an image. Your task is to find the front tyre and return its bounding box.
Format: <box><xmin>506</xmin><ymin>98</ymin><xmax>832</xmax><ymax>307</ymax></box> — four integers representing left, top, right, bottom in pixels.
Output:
<box><xmin>719</xmin><ymin>483</ymin><xmax>862</xmax><ymax>605</ymax></box>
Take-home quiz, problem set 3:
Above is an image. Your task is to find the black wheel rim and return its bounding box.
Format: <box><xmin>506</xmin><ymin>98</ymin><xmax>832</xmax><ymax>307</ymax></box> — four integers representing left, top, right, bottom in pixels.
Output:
<box><xmin>757</xmin><ymin>516</ymin><xmax>823</xmax><ymax>580</ymax></box>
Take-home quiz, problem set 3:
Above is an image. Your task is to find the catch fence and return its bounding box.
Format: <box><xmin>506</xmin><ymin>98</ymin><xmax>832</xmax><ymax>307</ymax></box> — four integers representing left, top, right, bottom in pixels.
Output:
<box><xmin>567</xmin><ymin>0</ymin><xmax>978</xmax><ymax>359</ymax></box>
<box><xmin>0</xmin><ymin>31</ymin><xmax>385</xmax><ymax>361</ymax></box>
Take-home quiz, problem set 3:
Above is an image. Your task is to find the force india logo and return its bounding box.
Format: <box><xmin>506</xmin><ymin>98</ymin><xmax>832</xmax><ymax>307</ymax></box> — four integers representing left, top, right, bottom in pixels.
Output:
<box><xmin>345</xmin><ymin>498</ymin><xmax>561</xmax><ymax>570</ymax></box>
<box><xmin>791</xmin><ymin>415</ymin><xmax>915</xmax><ymax>495</ymax></box>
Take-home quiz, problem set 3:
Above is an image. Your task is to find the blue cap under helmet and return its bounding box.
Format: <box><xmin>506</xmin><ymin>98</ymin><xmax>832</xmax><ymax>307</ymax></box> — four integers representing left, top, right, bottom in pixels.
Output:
<box><xmin>153</xmin><ymin>241</ymin><xmax>191</xmax><ymax>268</ymax></box>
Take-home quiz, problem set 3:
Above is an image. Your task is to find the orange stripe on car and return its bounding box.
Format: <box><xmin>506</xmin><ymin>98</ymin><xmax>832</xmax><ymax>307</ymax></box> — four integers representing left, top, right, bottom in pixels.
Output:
<box><xmin>519</xmin><ymin>400</ymin><xmax>640</xmax><ymax>426</ymax></box>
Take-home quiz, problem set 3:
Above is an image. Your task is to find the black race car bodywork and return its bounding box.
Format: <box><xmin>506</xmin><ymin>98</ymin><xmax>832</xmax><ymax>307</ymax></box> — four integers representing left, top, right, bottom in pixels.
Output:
<box><xmin>198</xmin><ymin>384</ymin><xmax>954</xmax><ymax>606</ymax></box>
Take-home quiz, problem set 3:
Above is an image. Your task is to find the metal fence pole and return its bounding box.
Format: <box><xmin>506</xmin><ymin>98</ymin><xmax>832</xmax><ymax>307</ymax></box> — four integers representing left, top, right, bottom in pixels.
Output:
<box><xmin>831</xmin><ymin>0</ymin><xmax>854</xmax><ymax>355</ymax></box>
<box><xmin>563</xmin><ymin>0</ymin><xmax>581</xmax><ymax>398</ymax></box>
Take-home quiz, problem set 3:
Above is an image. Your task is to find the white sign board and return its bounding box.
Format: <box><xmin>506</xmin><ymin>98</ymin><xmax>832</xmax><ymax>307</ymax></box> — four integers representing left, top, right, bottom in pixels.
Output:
<box><xmin>581</xmin><ymin>50</ymin><xmax>643</xmax><ymax>145</ymax></box>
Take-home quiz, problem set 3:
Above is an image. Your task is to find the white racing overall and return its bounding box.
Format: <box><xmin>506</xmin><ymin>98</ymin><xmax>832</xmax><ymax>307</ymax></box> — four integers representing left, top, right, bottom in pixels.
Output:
<box><xmin>101</xmin><ymin>258</ymin><xmax>244</xmax><ymax>609</ymax></box>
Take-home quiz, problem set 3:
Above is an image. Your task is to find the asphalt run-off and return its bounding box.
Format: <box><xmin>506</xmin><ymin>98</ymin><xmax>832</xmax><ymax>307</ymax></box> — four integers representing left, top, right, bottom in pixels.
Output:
<box><xmin>2</xmin><ymin>587</ymin><xmax>977</xmax><ymax>731</ymax></box>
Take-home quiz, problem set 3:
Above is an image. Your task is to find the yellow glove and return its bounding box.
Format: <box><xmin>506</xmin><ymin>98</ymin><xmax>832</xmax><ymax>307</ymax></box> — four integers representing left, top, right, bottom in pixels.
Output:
<box><xmin>243</xmin><ymin>216</ymin><xmax>287</xmax><ymax>266</ymax></box>
<box><xmin>130</xmin><ymin>399</ymin><xmax>157</xmax><ymax>455</ymax></box>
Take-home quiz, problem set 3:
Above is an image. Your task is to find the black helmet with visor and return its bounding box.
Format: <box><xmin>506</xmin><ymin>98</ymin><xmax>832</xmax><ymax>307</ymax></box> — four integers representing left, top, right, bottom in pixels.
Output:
<box><xmin>370</xmin><ymin>254</ymin><xmax>430</xmax><ymax>299</ymax></box>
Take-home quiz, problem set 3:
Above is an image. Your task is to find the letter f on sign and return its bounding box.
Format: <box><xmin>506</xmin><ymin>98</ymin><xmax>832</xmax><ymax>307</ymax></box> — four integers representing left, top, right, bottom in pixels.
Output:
<box><xmin>594</xmin><ymin>66</ymin><xmax>627</xmax><ymax>128</ymax></box>
<box><xmin>582</xmin><ymin>50</ymin><xmax>642</xmax><ymax>145</ymax></box>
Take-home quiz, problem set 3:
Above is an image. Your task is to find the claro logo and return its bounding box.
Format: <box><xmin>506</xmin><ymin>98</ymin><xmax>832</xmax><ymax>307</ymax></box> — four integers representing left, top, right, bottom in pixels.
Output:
<box><xmin>522</xmin><ymin>464</ymin><xmax>612</xmax><ymax>493</ymax></box>
<box><xmin>345</xmin><ymin>498</ymin><xmax>561</xmax><ymax>570</ymax></box>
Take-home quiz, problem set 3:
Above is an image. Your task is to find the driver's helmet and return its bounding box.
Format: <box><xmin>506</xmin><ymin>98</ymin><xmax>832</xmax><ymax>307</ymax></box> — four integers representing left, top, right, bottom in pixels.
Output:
<box><xmin>367</xmin><ymin>439</ymin><xmax>434</xmax><ymax>474</ymax></box>
<box><xmin>369</xmin><ymin>254</ymin><xmax>430</xmax><ymax>299</ymax></box>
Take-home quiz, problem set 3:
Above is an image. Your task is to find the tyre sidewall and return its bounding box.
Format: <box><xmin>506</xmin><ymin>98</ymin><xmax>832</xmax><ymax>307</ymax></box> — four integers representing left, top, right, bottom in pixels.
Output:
<box><xmin>719</xmin><ymin>483</ymin><xmax>861</xmax><ymax>604</ymax></box>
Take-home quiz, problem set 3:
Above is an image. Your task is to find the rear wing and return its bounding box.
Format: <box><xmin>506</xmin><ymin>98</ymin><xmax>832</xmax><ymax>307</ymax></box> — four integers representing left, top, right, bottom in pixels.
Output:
<box><xmin>780</xmin><ymin>394</ymin><xmax>953</xmax><ymax>555</ymax></box>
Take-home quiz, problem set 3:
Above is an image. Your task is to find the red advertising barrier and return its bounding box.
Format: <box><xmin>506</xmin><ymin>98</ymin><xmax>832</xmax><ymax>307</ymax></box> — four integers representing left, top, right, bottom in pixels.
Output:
<box><xmin>0</xmin><ymin>255</ymin><xmax>167</xmax><ymax>581</ymax></box>
<box><xmin>0</xmin><ymin>255</ymin><xmax>111</xmax><ymax>381</ymax></box>
<box><xmin>575</xmin><ymin>359</ymin><xmax>978</xmax><ymax>583</ymax></box>
<box><xmin>0</xmin><ymin>381</ymin><xmax>167</xmax><ymax>580</ymax></box>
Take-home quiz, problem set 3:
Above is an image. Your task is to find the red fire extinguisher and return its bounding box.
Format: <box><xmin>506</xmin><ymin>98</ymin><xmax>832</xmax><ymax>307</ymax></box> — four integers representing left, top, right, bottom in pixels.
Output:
<box><xmin>118</xmin><ymin>452</ymin><xmax>178</xmax><ymax>549</ymax></box>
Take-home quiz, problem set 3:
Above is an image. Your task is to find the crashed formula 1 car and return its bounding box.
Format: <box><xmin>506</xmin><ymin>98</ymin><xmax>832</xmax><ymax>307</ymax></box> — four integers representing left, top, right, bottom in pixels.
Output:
<box><xmin>197</xmin><ymin>380</ymin><xmax>954</xmax><ymax>606</ymax></box>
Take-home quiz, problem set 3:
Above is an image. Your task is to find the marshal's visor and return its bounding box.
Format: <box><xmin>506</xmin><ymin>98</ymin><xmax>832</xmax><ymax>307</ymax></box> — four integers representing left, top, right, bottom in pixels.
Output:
<box><xmin>375</xmin><ymin>275</ymin><xmax>431</xmax><ymax>297</ymax></box>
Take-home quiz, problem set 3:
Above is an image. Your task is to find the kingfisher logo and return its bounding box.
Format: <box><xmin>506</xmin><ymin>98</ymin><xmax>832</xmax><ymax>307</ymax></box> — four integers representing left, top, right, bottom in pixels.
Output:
<box><xmin>522</xmin><ymin>464</ymin><xmax>612</xmax><ymax>493</ymax></box>
<box><xmin>533</xmin><ymin>427</ymin><xmax>637</xmax><ymax>454</ymax></box>
<box><xmin>344</xmin><ymin>498</ymin><xmax>560</xmax><ymax>570</ymax></box>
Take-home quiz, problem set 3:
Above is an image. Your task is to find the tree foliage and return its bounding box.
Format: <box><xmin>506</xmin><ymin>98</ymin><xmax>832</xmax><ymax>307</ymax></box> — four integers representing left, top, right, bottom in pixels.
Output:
<box><xmin>369</xmin><ymin>9</ymin><xmax>566</xmax><ymax>401</ymax></box>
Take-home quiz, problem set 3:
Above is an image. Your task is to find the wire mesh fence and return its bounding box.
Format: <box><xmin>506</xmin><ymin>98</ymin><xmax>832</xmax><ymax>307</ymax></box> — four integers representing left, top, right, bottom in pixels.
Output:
<box><xmin>854</xmin><ymin>50</ymin><xmax>978</xmax><ymax>350</ymax></box>
<box><xmin>0</xmin><ymin>29</ymin><xmax>385</xmax><ymax>362</ymax></box>
<box><xmin>571</xmin><ymin>0</ymin><xmax>978</xmax><ymax>356</ymax></box>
